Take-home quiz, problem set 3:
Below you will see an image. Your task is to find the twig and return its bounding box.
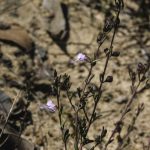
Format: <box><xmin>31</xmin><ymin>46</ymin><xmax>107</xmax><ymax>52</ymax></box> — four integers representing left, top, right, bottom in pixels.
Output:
<box><xmin>104</xmin><ymin>82</ymin><xmax>141</xmax><ymax>150</ymax></box>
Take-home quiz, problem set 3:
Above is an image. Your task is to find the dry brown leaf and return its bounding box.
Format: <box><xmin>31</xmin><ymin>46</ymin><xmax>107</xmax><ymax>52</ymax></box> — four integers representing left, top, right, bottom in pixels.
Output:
<box><xmin>0</xmin><ymin>23</ymin><xmax>34</xmax><ymax>51</ymax></box>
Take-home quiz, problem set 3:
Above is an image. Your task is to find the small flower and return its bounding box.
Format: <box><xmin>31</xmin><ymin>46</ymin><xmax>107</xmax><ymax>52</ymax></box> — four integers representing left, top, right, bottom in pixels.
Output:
<box><xmin>75</xmin><ymin>53</ymin><xmax>87</xmax><ymax>62</ymax></box>
<box><xmin>40</xmin><ymin>99</ymin><xmax>56</xmax><ymax>112</ymax></box>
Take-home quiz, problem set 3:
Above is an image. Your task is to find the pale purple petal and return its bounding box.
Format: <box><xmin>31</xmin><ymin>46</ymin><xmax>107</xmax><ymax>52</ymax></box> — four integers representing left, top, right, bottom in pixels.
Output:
<box><xmin>40</xmin><ymin>100</ymin><xmax>56</xmax><ymax>113</ymax></box>
<box><xmin>48</xmin><ymin>105</ymin><xmax>56</xmax><ymax>112</ymax></box>
<box><xmin>47</xmin><ymin>100</ymin><xmax>55</xmax><ymax>107</ymax></box>
<box><xmin>75</xmin><ymin>53</ymin><xmax>87</xmax><ymax>61</ymax></box>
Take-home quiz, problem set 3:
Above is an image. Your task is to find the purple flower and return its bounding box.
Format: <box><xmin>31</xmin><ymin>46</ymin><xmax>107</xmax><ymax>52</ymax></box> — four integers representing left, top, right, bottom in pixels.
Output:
<box><xmin>40</xmin><ymin>99</ymin><xmax>56</xmax><ymax>112</ymax></box>
<box><xmin>75</xmin><ymin>53</ymin><xmax>87</xmax><ymax>62</ymax></box>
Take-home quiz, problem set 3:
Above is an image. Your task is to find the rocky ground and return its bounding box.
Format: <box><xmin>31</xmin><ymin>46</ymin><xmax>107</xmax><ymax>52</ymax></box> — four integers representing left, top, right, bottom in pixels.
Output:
<box><xmin>0</xmin><ymin>0</ymin><xmax>149</xmax><ymax>150</ymax></box>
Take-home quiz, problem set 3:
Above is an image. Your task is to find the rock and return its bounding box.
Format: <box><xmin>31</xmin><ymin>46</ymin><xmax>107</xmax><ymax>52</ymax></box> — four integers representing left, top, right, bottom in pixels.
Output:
<box><xmin>0</xmin><ymin>90</ymin><xmax>12</xmax><ymax>114</ymax></box>
<box><xmin>42</xmin><ymin>0</ymin><xmax>66</xmax><ymax>39</ymax></box>
<box><xmin>0</xmin><ymin>134</ymin><xmax>39</xmax><ymax>150</ymax></box>
<box><xmin>114</xmin><ymin>96</ymin><xmax>128</xmax><ymax>104</ymax></box>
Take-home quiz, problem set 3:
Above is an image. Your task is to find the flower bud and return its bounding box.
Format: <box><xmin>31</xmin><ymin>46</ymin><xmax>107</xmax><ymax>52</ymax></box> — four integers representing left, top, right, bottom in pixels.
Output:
<box><xmin>111</xmin><ymin>51</ymin><xmax>120</xmax><ymax>57</ymax></box>
<box><xmin>105</xmin><ymin>76</ymin><xmax>113</xmax><ymax>82</ymax></box>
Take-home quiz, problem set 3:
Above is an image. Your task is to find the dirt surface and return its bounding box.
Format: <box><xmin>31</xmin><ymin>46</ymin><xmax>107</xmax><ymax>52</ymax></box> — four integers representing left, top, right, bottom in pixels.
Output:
<box><xmin>0</xmin><ymin>0</ymin><xmax>149</xmax><ymax>150</ymax></box>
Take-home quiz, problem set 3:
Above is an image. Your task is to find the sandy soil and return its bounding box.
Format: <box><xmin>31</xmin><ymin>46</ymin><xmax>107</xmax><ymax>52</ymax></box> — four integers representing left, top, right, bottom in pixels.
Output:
<box><xmin>0</xmin><ymin>0</ymin><xmax>149</xmax><ymax>150</ymax></box>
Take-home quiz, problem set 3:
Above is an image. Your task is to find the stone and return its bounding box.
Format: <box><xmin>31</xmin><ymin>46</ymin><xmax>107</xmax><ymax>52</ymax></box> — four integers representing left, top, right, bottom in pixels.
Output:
<box><xmin>42</xmin><ymin>0</ymin><xmax>66</xmax><ymax>39</ymax></box>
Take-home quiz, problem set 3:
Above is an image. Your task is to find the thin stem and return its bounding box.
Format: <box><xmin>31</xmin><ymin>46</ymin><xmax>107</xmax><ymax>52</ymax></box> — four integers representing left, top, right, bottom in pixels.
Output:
<box><xmin>65</xmin><ymin>142</ymin><xmax>68</xmax><ymax>150</ymax></box>
<box><xmin>83</xmin><ymin>64</ymin><xmax>93</xmax><ymax>92</ymax></box>
<box><xmin>83</xmin><ymin>108</ymin><xmax>89</xmax><ymax>122</ymax></box>
<box><xmin>75</xmin><ymin>110</ymin><xmax>79</xmax><ymax>150</ymax></box>
<box><xmin>80</xmin><ymin>64</ymin><xmax>93</xmax><ymax>122</ymax></box>
<box><xmin>67</xmin><ymin>91</ymin><xmax>76</xmax><ymax>112</ymax></box>
<box><xmin>85</xmin><ymin>54</ymin><xmax>110</xmax><ymax>136</ymax></box>
<box><xmin>57</xmin><ymin>87</ymin><xmax>62</xmax><ymax>125</ymax></box>
<box><xmin>85</xmin><ymin>8</ymin><xmax>121</xmax><ymax>137</ymax></box>
<box><xmin>104</xmin><ymin>82</ymin><xmax>141</xmax><ymax>150</ymax></box>
<box><xmin>57</xmin><ymin>87</ymin><xmax>67</xmax><ymax>150</ymax></box>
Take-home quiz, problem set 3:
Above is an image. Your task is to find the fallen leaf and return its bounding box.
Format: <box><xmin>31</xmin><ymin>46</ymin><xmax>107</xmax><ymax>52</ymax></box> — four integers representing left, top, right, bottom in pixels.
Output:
<box><xmin>0</xmin><ymin>23</ymin><xmax>34</xmax><ymax>51</ymax></box>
